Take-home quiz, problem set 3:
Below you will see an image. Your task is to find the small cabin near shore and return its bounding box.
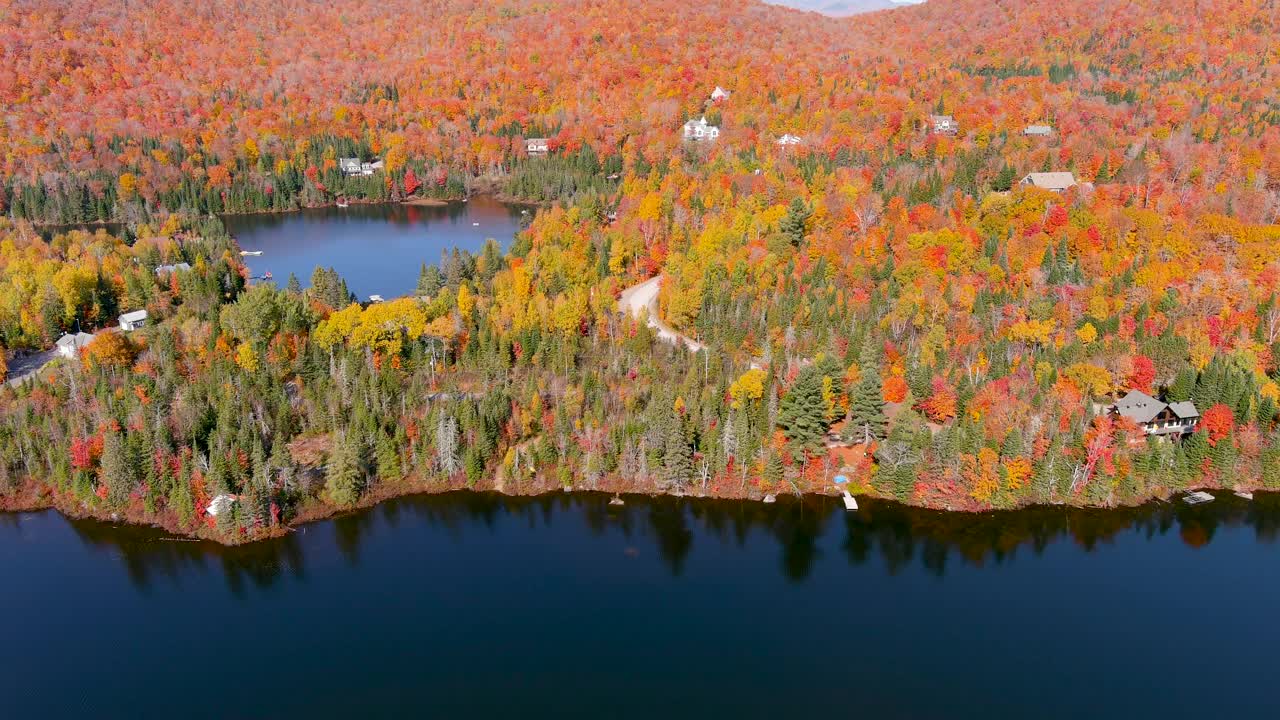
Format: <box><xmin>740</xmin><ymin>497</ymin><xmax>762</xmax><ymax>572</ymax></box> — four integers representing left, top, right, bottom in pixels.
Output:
<box><xmin>339</xmin><ymin>158</ymin><xmax>383</xmax><ymax>176</ymax></box>
<box><xmin>119</xmin><ymin>310</ymin><xmax>148</xmax><ymax>332</ymax></box>
<box><xmin>526</xmin><ymin>138</ymin><xmax>550</xmax><ymax>155</ymax></box>
<box><xmin>710</xmin><ymin>86</ymin><xmax>731</xmax><ymax>102</ymax></box>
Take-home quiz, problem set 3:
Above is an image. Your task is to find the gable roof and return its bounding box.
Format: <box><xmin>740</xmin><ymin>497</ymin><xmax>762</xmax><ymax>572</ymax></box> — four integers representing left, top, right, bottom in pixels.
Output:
<box><xmin>1168</xmin><ymin>401</ymin><xmax>1200</xmax><ymax>419</ymax></box>
<box><xmin>1113</xmin><ymin>390</ymin><xmax>1166</xmax><ymax>424</ymax></box>
<box><xmin>56</xmin><ymin>332</ymin><xmax>93</xmax><ymax>349</ymax></box>
<box><xmin>1022</xmin><ymin>172</ymin><xmax>1077</xmax><ymax>191</ymax></box>
<box><xmin>120</xmin><ymin>310</ymin><xmax>148</xmax><ymax>323</ymax></box>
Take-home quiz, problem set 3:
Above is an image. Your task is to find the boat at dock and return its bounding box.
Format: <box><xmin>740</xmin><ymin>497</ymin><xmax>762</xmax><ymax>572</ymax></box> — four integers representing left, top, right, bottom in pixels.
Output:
<box><xmin>239</xmin><ymin>250</ymin><xmax>263</xmax><ymax>256</ymax></box>
<box><xmin>1234</xmin><ymin>490</ymin><xmax>1254</xmax><ymax>501</ymax></box>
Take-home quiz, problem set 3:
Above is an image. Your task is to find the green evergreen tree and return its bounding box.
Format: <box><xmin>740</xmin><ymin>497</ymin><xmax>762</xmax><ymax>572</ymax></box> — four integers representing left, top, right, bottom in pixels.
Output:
<box><xmin>848</xmin><ymin>367</ymin><xmax>887</xmax><ymax>443</ymax></box>
<box><xmin>778</xmin><ymin>366</ymin><xmax>828</xmax><ymax>458</ymax></box>
<box><xmin>663</xmin><ymin>413</ymin><xmax>694</xmax><ymax>488</ymax></box>
<box><xmin>326</xmin><ymin>431</ymin><xmax>363</xmax><ymax>506</ymax></box>
<box><xmin>100</xmin><ymin>430</ymin><xmax>136</xmax><ymax>508</ymax></box>
<box><xmin>779</xmin><ymin>197</ymin><xmax>813</xmax><ymax>247</ymax></box>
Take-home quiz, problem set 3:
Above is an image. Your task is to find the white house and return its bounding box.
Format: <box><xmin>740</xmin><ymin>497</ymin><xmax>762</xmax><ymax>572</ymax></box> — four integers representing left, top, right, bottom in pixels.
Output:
<box><xmin>776</xmin><ymin>134</ymin><xmax>802</xmax><ymax>146</ymax></box>
<box><xmin>359</xmin><ymin>160</ymin><xmax>384</xmax><ymax>175</ymax></box>
<box><xmin>338</xmin><ymin>157</ymin><xmax>362</xmax><ymax>176</ymax></box>
<box><xmin>119</xmin><ymin>310</ymin><xmax>148</xmax><ymax>332</ymax></box>
<box><xmin>1020</xmin><ymin>172</ymin><xmax>1078</xmax><ymax>193</ymax></box>
<box><xmin>710</xmin><ymin>86</ymin><xmax>731</xmax><ymax>102</ymax></box>
<box><xmin>1023</xmin><ymin>124</ymin><xmax>1054</xmax><ymax>137</ymax></box>
<box><xmin>683</xmin><ymin>116</ymin><xmax>720</xmax><ymax>141</ymax></box>
<box><xmin>206</xmin><ymin>494</ymin><xmax>238</xmax><ymax>518</ymax></box>
<box><xmin>526</xmin><ymin>138</ymin><xmax>550</xmax><ymax>154</ymax></box>
<box><xmin>55</xmin><ymin>332</ymin><xmax>93</xmax><ymax>359</ymax></box>
<box><xmin>929</xmin><ymin>114</ymin><xmax>958</xmax><ymax>135</ymax></box>
<box><xmin>155</xmin><ymin>262</ymin><xmax>191</xmax><ymax>276</ymax></box>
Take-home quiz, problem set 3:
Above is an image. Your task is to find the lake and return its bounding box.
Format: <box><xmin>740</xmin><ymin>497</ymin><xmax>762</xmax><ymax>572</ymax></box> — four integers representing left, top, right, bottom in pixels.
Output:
<box><xmin>222</xmin><ymin>197</ymin><xmax>527</xmax><ymax>300</ymax></box>
<box><xmin>2</xmin><ymin>492</ymin><xmax>1279</xmax><ymax>719</ymax></box>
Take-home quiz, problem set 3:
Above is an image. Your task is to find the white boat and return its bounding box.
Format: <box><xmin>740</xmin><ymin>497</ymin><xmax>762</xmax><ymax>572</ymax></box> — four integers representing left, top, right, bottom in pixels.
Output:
<box><xmin>472</xmin><ymin>222</ymin><xmax>480</xmax><ymax>226</ymax></box>
<box><xmin>1184</xmin><ymin>491</ymin><xmax>1214</xmax><ymax>505</ymax></box>
<box><xmin>842</xmin><ymin>490</ymin><xmax>858</xmax><ymax>511</ymax></box>
<box><xmin>608</xmin><ymin>496</ymin><xmax>625</xmax><ymax>506</ymax></box>
<box><xmin>763</xmin><ymin>494</ymin><xmax>777</xmax><ymax>504</ymax></box>
<box><xmin>336</xmin><ymin>200</ymin><xmax>350</xmax><ymax>208</ymax></box>
<box><xmin>239</xmin><ymin>250</ymin><xmax>262</xmax><ymax>256</ymax></box>
<box><xmin>1234</xmin><ymin>490</ymin><xmax>1254</xmax><ymax>501</ymax></box>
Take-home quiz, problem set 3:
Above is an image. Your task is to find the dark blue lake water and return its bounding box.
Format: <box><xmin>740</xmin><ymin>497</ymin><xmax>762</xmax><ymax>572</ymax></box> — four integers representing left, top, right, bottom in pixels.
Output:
<box><xmin>222</xmin><ymin>197</ymin><xmax>526</xmax><ymax>300</ymax></box>
<box><xmin>2</xmin><ymin>492</ymin><xmax>1278</xmax><ymax>719</ymax></box>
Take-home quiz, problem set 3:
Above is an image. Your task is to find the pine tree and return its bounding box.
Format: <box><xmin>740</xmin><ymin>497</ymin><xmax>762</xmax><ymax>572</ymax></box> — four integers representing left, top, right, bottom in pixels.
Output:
<box><xmin>417</xmin><ymin>263</ymin><xmax>443</xmax><ymax>297</ymax></box>
<box><xmin>779</xmin><ymin>197</ymin><xmax>812</xmax><ymax>246</ymax></box>
<box><xmin>778</xmin><ymin>366</ymin><xmax>828</xmax><ymax>458</ymax></box>
<box><xmin>376</xmin><ymin>430</ymin><xmax>402</xmax><ymax>483</ymax></box>
<box><xmin>100</xmin><ymin>430</ymin><xmax>136</xmax><ymax>507</ymax></box>
<box><xmin>848</xmin><ymin>366</ymin><xmax>887</xmax><ymax>443</ymax></box>
<box><xmin>1168</xmin><ymin>367</ymin><xmax>1197</xmax><ymax>402</ymax></box>
<box><xmin>663</xmin><ymin>412</ymin><xmax>693</xmax><ymax>488</ymax></box>
<box><xmin>326</xmin><ymin>431</ymin><xmax>363</xmax><ymax>506</ymax></box>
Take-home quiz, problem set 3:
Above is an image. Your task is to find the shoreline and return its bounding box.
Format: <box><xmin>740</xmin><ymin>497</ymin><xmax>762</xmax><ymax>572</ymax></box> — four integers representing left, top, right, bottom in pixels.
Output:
<box><xmin>24</xmin><ymin>193</ymin><xmax>512</xmax><ymax>228</ymax></box>
<box><xmin>0</xmin><ymin>471</ymin><xmax>1258</xmax><ymax>547</ymax></box>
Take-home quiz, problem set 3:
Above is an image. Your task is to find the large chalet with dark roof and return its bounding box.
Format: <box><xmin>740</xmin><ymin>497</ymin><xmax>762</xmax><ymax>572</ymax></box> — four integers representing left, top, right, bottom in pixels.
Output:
<box><xmin>1106</xmin><ymin>391</ymin><xmax>1199</xmax><ymax>440</ymax></box>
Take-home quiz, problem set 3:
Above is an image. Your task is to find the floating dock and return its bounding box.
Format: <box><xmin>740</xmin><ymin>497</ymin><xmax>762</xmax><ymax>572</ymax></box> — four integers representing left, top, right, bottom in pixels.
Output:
<box><xmin>842</xmin><ymin>490</ymin><xmax>858</xmax><ymax>511</ymax></box>
<box><xmin>1184</xmin><ymin>491</ymin><xmax>1214</xmax><ymax>505</ymax></box>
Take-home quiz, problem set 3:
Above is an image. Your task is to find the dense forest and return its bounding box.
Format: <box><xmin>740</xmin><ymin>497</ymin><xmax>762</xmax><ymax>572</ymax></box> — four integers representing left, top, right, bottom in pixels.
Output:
<box><xmin>3</xmin><ymin>0</ymin><xmax>1280</xmax><ymax>541</ymax></box>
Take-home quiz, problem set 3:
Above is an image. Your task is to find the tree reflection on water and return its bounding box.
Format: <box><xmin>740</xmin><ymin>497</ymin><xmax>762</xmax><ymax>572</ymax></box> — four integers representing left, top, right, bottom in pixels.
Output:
<box><xmin>49</xmin><ymin>490</ymin><xmax>1280</xmax><ymax>592</ymax></box>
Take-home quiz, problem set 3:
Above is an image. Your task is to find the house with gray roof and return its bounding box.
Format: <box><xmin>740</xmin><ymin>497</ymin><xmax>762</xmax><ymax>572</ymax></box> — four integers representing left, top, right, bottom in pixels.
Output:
<box><xmin>1107</xmin><ymin>390</ymin><xmax>1199</xmax><ymax>440</ymax></box>
<box><xmin>55</xmin><ymin>332</ymin><xmax>93</xmax><ymax>359</ymax></box>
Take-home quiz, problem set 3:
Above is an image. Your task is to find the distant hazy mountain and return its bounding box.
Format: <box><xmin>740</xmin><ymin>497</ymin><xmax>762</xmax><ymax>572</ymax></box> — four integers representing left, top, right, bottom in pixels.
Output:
<box><xmin>764</xmin><ymin>0</ymin><xmax>923</xmax><ymax>16</ymax></box>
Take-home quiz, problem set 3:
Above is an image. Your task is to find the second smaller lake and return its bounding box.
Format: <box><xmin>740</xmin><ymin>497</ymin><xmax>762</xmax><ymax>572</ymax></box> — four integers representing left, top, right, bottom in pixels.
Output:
<box><xmin>222</xmin><ymin>197</ymin><xmax>527</xmax><ymax>300</ymax></box>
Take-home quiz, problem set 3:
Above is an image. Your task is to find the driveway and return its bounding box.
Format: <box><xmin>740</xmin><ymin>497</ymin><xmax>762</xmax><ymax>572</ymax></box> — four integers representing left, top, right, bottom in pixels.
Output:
<box><xmin>5</xmin><ymin>347</ymin><xmax>59</xmax><ymax>387</ymax></box>
<box><xmin>617</xmin><ymin>275</ymin><xmax>705</xmax><ymax>352</ymax></box>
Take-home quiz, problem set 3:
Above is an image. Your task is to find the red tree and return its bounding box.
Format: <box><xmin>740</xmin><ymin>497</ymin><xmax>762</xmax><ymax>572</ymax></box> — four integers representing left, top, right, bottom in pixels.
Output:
<box><xmin>403</xmin><ymin>168</ymin><xmax>422</xmax><ymax>196</ymax></box>
<box><xmin>1201</xmin><ymin>404</ymin><xmax>1234</xmax><ymax>445</ymax></box>
<box><xmin>1127</xmin><ymin>355</ymin><xmax>1156</xmax><ymax>392</ymax></box>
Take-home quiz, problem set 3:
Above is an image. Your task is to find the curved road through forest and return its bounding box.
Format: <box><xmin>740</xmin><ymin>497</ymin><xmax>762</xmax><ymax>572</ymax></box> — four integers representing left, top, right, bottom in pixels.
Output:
<box><xmin>617</xmin><ymin>275</ymin><xmax>705</xmax><ymax>352</ymax></box>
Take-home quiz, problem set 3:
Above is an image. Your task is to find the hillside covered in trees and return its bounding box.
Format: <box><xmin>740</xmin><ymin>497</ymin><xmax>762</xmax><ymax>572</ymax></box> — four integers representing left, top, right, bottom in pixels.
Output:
<box><xmin>3</xmin><ymin>0</ymin><xmax>1280</xmax><ymax>540</ymax></box>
